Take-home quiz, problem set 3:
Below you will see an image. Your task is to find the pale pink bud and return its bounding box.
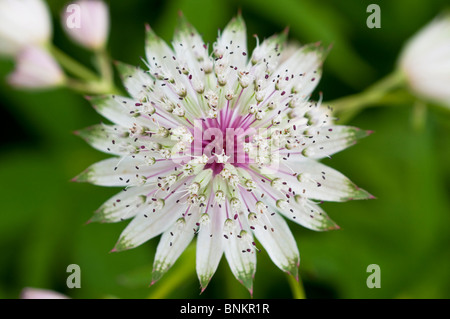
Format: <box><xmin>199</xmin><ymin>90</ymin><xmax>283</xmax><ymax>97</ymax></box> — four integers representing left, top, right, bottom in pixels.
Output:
<box><xmin>62</xmin><ymin>0</ymin><xmax>110</xmax><ymax>50</ymax></box>
<box><xmin>0</xmin><ymin>0</ymin><xmax>52</xmax><ymax>57</ymax></box>
<box><xmin>20</xmin><ymin>288</ymin><xmax>69</xmax><ymax>299</ymax></box>
<box><xmin>8</xmin><ymin>46</ymin><xmax>65</xmax><ymax>89</ymax></box>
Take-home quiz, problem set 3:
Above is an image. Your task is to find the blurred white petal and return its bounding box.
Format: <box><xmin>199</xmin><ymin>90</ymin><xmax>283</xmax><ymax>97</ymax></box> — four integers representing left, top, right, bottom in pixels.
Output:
<box><xmin>0</xmin><ymin>0</ymin><xmax>51</xmax><ymax>57</ymax></box>
<box><xmin>8</xmin><ymin>46</ymin><xmax>64</xmax><ymax>89</ymax></box>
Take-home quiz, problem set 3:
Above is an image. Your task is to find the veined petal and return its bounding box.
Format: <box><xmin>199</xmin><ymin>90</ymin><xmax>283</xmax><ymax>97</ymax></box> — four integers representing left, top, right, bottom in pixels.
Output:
<box><xmin>90</xmin><ymin>184</ymin><xmax>156</xmax><ymax>223</ymax></box>
<box><xmin>113</xmin><ymin>190</ymin><xmax>185</xmax><ymax>251</ymax></box>
<box><xmin>76</xmin><ymin>124</ymin><xmax>137</xmax><ymax>156</ymax></box>
<box><xmin>294</xmin><ymin>160</ymin><xmax>372</xmax><ymax>201</ymax></box>
<box><xmin>152</xmin><ymin>206</ymin><xmax>201</xmax><ymax>283</ymax></box>
<box><xmin>299</xmin><ymin>125</ymin><xmax>372</xmax><ymax>159</ymax></box>
<box><xmin>214</xmin><ymin>14</ymin><xmax>248</xmax><ymax>70</ymax></box>
<box><xmin>247</xmin><ymin>201</ymin><xmax>299</xmax><ymax>277</ymax></box>
<box><xmin>277</xmin><ymin>196</ymin><xmax>338</xmax><ymax>231</ymax></box>
<box><xmin>115</xmin><ymin>62</ymin><xmax>154</xmax><ymax>100</ymax></box>
<box><xmin>222</xmin><ymin>212</ymin><xmax>256</xmax><ymax>293</ymax></box>
<box><xmin>252</xmin><ymin>182</ymin><xmax>338</xmax><ymax>231</ymax></box>
<box><xmin>273</xmin><ymin>43</ymin><xmax>327</xmax><ymax>98</ymax></box>
<box><xmin>76</xmin><ymin>123</ymin><xmax>176</xmax><ymax>157</ymax></box>
<box><xmin>145</xmin><ymin>24</ymin><xmax>202</xmax><ymax>121</ymax></box>
<box><xmin>196</xmin><ymin>204</ymin><xmax>224</xmax><ymax>291</ymax></box>
<box><xmin>173</xmin><ymin>14</ymin><xmax>209</xmax><ymax>81</ymax></box>
<box><xmin>73</xmin><ymin>156</ymin><xmax>176</xmax><ymax>187</ymax></box>
<box><xmin>250</xmin><ymin>32</ymin><xmax>287</xmax><ymax>69</ymax></box>
<box><xmin>262</xmin><ymin>161</ymin><xmax>372</xmax><ymax>202</ymax></box>
<box><xmin>89</xmin><ymin>95</ymin><xmax>156</xmax><ymax>129</ymax></box>
<box><xmin>145</xmin><ymin>25</ymin><xmax>176</xmax><ymax>80</ymax></box>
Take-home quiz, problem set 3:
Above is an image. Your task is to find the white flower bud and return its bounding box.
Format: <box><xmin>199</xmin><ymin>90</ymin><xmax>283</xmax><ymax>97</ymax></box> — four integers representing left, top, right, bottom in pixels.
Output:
<box><xmin>0</xmin><ymin>0</ymin><xmax>52</xmax><ymax>57</ymax></box>
<box><xmin>62</xmin><ymin>0</ymin><xmax>110</xmax><ymax>50</ymax></box>
<box><xmin>8</xmin><ymin>46</ymin><xmax>65</xmax><ymax>89</ymax></box>
<box><xmin>399</xmin><ymin>14</ymin><xmax>450</xmax><ymax>108</ymax></box>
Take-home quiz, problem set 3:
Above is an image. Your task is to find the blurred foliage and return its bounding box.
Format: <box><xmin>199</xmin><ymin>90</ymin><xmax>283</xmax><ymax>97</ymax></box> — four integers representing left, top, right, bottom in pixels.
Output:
<box><xmin>0</xmin><ymin>0</ymin><xmax>449</xmax><ymax>299</ymax></box>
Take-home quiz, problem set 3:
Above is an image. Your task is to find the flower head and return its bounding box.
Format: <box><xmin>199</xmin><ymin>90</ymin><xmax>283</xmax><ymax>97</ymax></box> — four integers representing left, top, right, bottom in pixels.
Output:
<box><xmin>399</xmin><ymin>13</ymin><xmax>450</xmax><ymax>108</ymax></box>
<box><xmin>62</xmin><ymin>0</ymin><xmax>110</xmax><ymax>50</ymax></box>
<box><xmin>0</xmin><ymin>0</ymin><xmax>52</xmax><ymax>57</ymax></box>
<box><xmin>7</xmin><ymin>46</ymin><xmax>65</xmax><ymax>89</ymax></box>
<box><xmin>75</xmin><ymin>14</ymin><xmax>372</xmax><ymax>293</ymax></box>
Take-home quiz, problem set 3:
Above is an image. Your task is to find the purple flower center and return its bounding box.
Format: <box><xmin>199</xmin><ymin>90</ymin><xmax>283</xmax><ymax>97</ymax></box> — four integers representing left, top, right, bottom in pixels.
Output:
<box><xmin>192</xmin><ymin>108</ymin><xmax>254</xmax><ymax>175</ymax></box>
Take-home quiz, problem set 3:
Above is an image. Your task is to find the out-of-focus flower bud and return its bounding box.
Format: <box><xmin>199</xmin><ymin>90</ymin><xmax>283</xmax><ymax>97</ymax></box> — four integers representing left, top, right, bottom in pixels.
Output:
<box><xmin>62</xmin><ymin>0</ymin><xmax>110</xmax><ymax>51</ymax></box>
<box><xmin>8</xmin><ymin>46</ymin><xmax>65</xmax><ymax>89</ymax></box>
<box><xmin>399</xmin><ymin>13</ymin><xmax>450</xmax><ymax>108</ymax></box>
<box><xmin>0</xmin><ymin>0</ymin><xmax>52</xmax><ymax>57</ymax></box>
<box><xmin>21</xmin><ymin>287</ymin><xmax>69</xmax><ymax>299</ymax></box>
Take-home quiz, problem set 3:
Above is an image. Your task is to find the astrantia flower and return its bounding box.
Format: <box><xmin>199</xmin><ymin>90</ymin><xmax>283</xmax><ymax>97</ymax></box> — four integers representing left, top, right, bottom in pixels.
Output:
<box><xmin>74</xmin><ymin>15</ymin><xmax>372</xmax><ymax>293</ymax></box>
<box><xmin>399</xmin><ymin>13</ymin><xmax>450</xmax><ymax>108</ymax></box>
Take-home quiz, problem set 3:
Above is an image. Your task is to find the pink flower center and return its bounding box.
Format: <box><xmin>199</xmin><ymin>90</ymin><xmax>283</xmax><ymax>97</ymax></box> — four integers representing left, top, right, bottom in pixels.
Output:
<box><xmin>193</xmin><ymin>108</ymin><xmax>255</xmax><ymax>175</ymax></box>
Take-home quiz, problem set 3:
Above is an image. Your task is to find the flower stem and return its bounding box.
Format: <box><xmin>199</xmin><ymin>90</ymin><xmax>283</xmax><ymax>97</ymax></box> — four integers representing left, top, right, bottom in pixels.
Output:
<box><xmin>94</xmin><ymin>48</ymin><xmax>114</xmax><ymax>86</ymax></box>
<box><xmin>411</xmin><ymin>100</ymin><xmax>427</xmax><ymax>132</ymax></box>
<box><xmin>65</xmin><ymin>78</ymin><xmax>121</xmax><ymax>95</ymax></box>
<box><xmin>287</xmin><ymin>273</ymin><xmax>306</xmax><ymax>299</ymax></box>
<box><xmin>328</xmin><ymin>69</ymin><xmax>406</xmax><ymax>123</ymax></box>
<box><xmin>50</xmin><ymin>45</ymin><xmax>123</xmax><ymax>95</ymax></box>
<box><xmin>49</xmin><ymin>45</ymin><xmax>100</xmax><ymax>82</ymax></box>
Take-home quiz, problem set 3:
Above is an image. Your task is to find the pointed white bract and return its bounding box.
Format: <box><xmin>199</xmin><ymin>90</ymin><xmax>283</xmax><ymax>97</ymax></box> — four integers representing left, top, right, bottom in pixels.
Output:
<box><xmin>62</xmin><ymin>0</ymin><xmax>110</xmax><ymax>50</ymax></box>
<box><xmin>75</xmin><ymin>14</ymin><xmax>372</xmax><ymax>293</ymax></box>
<box><xmin>196</xmin><ymin>204</ymin><xmax>224</xmax><ymax>291</ymax></box>
<box><xmin>7</xmin><ymin>46</ymin><xmax>64</xmax><ymax>89</ymax></box>
<box><xmin>0</xmin><ymin>0</ymin><xmax>52</xmax><ymax>57</ymax></box>
<box><xmin>399</xmin><ymin>13</ymin><xmax>450</xmax><ymax>108</ymax></box>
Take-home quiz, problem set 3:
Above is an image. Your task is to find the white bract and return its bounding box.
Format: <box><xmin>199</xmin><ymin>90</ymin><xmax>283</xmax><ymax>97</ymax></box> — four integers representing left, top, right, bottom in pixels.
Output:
<box><xmin>7</xmin><ymin>46</ymin><xmax>64</xmax><ymax>89</ymax></box>
<box><xmin>399</xmin><ymin>13</ymin><xmax>450</xmax><ymax>108</ymax></box>
<box><xmin>62</xmin><ymin>0</ymin><xmax>110</xmax><ymax>50</ymax></box>
<box><xmin>0</xmin><ymin>0</ymin><xmax>52</xmax><ymax>57</ymax></box>
<box><xmin>75</xmin><ymin>15</ymin><xmax>372</xmax><ymax>293</ymax></box>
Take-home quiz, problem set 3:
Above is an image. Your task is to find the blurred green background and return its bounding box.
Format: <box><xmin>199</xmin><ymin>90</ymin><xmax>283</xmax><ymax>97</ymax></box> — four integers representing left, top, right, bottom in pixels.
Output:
<box><xmin>0</xmin><ymin>0</ymin><xmax>449</xmax><ymax>299</ymax></box>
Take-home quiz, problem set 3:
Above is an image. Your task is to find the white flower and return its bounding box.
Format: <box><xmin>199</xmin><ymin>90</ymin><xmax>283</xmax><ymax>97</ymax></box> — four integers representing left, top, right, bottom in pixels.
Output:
<box><xmin>62</xmin><ymin>0</ymin><xmax>110</xmax><ymax>50</ymax></box>
<box><xmin>74</xmin><ymin>15</ymin><xmax>372</xmax><ymax>294</ymax></box>
<box><xmin>0</xmin><ymin>0</ymin><xmax>52</xmax><ymax>57</ymax></box>
<box><xmin>7</xmin><ymin>46</ymin><xmax>65</xmax><ymax>89</ymax></box>
<box><xmin>399</xmin><ymin>13</ymin><xmax>450</xmax><ymax>107</ymax></box>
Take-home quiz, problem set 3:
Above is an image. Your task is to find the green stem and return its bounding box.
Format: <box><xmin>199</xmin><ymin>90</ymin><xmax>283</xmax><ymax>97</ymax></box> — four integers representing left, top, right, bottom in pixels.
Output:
<box><xmin>50</xmin><ymin>45</ymin><xmax>122</xmax><ymax>95</ymax></box>
<box><xmin>49</xmin><ymin>45</ymin><xmax>100</xmax><ymax>82</ymax></box>
<box><xmin>287</xmin><ymin>273</ymin><xmax>306</xmax><ymax>299</ymax></box>
<box><xmin>66</xmin><ymin>78</ymin><xmax>122</xmax><ymax>95</ymax></box>
<box><xmin>411</xmin><ymin>100</ymin><xmax>427</xmax><ymax>132</ymax></box>
<box><xmin>328</xmin><ymin>69</ymin><xmax>406</xmax><ymax>123</ymax></box>
<box><xmin>94</xmin><ymin>48</ymin><xmax>114</xmax><ymax>85</ymax></box>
